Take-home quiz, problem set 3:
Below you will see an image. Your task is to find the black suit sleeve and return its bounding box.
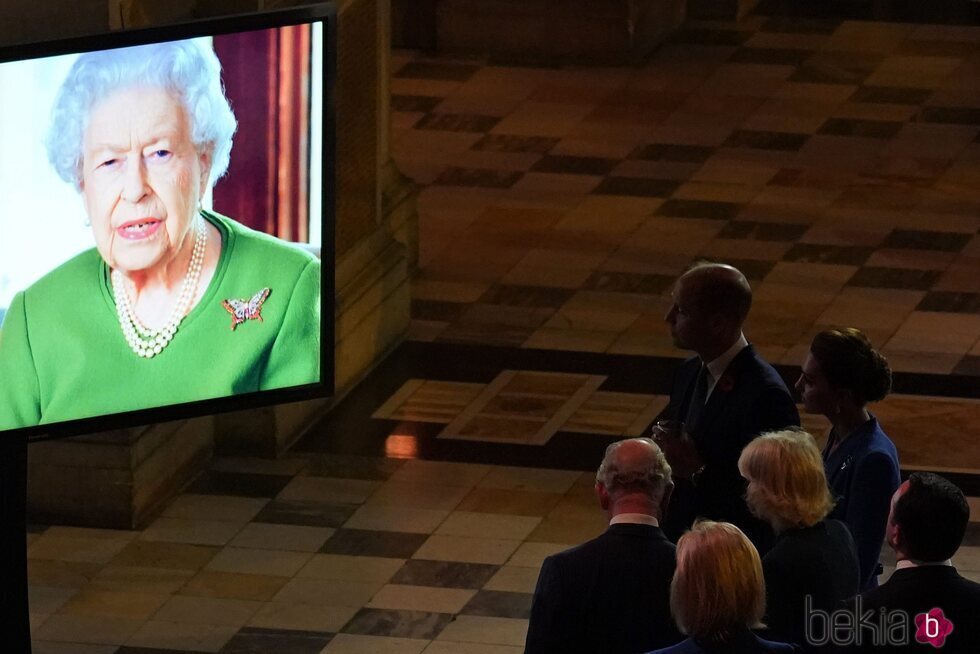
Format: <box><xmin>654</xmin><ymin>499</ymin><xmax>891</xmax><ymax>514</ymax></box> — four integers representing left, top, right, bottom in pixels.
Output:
<box><xmin>525</xmin><ymin>555</ymin><xmax>567</xmax><ymax>653</ymax></box>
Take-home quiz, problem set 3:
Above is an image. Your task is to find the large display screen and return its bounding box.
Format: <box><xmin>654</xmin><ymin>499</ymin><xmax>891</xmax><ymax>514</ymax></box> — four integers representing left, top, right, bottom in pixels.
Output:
<box><xmin>0</xmin><ymin>6</ymin><xmax>335</xmax><ymax>437</ymax></box>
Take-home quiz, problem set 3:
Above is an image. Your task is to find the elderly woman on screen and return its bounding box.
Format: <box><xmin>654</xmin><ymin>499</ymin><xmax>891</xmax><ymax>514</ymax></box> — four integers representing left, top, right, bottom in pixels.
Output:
<box><xmin>0</xmin><ymin>40</ymin><xmax>320</xmax><ymax>432</ymax></box>
<box><xmin>739</xmin><ymin>429</ymin><xmax>860</xmax><ymax>650</ymax></box>
<box><xmin>645</xmin><ymin>521</ymin><xmax>799</xmax><ymax>654</ymax></box>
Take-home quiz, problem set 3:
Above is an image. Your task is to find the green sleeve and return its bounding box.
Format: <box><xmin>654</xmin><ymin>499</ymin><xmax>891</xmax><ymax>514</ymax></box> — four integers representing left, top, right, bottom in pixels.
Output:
<box><xmin>0</xmin><ymin>292</ymin><xmax>41</xmax><ymax>432</ymax></box>
<box><xmin>260</xmin><ymin>258</ymin><xmax>321</xmax><ymax>390</ymax></box>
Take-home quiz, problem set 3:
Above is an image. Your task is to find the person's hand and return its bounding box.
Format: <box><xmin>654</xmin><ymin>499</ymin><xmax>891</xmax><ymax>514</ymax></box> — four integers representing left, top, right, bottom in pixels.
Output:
<box><xmin>651</xmin><ymin>421</ymin><xmax>703</xmax><ymax>480</ymax></box>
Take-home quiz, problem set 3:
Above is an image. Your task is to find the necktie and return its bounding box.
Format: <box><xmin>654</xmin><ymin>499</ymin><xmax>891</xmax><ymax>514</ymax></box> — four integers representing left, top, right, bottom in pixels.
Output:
<box><xmin>685</xmin><ymin>363</ymin><xmax>710</xmax><ymax>429</ymax></box>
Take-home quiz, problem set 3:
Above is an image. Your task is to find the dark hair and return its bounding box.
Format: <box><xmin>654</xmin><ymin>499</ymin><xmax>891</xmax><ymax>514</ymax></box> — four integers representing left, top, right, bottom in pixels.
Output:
<box><xmin>893</xmin><ymin>473</ymin><xmax>970</xmax><ymax>562</ymax></box>
<box><xmin>809</xmin><ymin>328</ymin><xmax>891</xmax><ymax>404</ymax></box>
<box><xmin>683</xmin><ymin>261</ymin><xmax>752</xmax><ymax>324</ymax></box>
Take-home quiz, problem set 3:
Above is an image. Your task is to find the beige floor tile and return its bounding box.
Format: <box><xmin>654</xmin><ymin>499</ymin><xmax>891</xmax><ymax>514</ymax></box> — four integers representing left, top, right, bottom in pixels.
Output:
<box><xmin>57</xmin><ymin>589</ymin><xmax>169</xmax><ymax>621</ymax></box>
<box><xmin>277</xmin><ymin>476</ymin><xmax>382</xmax><ymax>504</ymax></box>
<box><xmin>344</xmin><ymin>505</ymin><xmax>450</xmax><ymax>534</ymax></box>
<box><xmin>435</xmin><ymin>512</ymin><xmax>541</xmax><ymax>540</ymax></box>
<box><xmin>366</xmin><ymin>481</ymin><xmax>472</xmax><ymax>511</ymax></box>
<box><xmin>387</xmin><ymin>460</ymin><xmax>492</xmax><ymax>487</ymax></box>
<box><xmin>139</xmin><ymin>518</ymin><xmax>244</xmax><ymax>547</ymax></box>
<box><xmin>32</xmin><ymin>614</ymin><xmax>144</xmax><ymax>645</ymax></box>
<box><xmin>413</xmin><ymin>535</ymin><xmax>522</xmax><ymax>565</ymax></box>
<box><xmin>296</xmin><ymin>554</ymin><xmax>405</xmax><ymax>584</ymax></box>
<box><xmin>324</xmin><ymin>633</ymin><xmax>430</xmax><ymax>654</ymax></box>
<box><xmin>178</xmin><ymin>570</ymin><xmax>290</xmax><ymax>602</ymax></box>
<box><xmin>209</xmin><ymin>456</ymin><xmax>309</xmax><ymax>476</ymax></box>
<box><xmin>124</xmin><ymin>620</ymin><xmax>238</xmax><ymax>651</ymax></box>
<box><xmin>152</xmin><ymin>595</ymin><xmax>263</xmax><ymax>627</ymax></box>
<box><xmin>272</xmin><ymin>577</ymin><xmax>384</xmax><ymax>607</ymax></box>
<box><xmin>887</xmin><ymin>311</ymin><xmax>980</xmax><ymax>354</ymax></box>
<box><xmin>456</xmin><ymin>488</ymin><xmax>564</xmax><ymax>517</ymax></box>
<box><xmin>543</xmin><ymin>307</ymin><xmax>641</xmax><ymax>333</ymax></box>
<box><xmin>162</xmin><ymin>494</ymin><xmax>268</xmax><ymax>523</ymax></box>
<box><xmin>952</xmin><ymin>545</ymin><xmax>980</xmax><ymax>572</ymax></box>
<box><xmin>436</xmin><ymin>615</ymin><xmax>529</xmax><ymax>647</ymax></box>
<box><xmin>507</xmin><ymin>542</ymin><xmax>574</xmax><ymax>568</ymax></box>
<box><xmin>88</xmin><ymin>565</ymin><xmax>194</xmax><ymax>594</ymax></box>
<box><xmin>27</xmin><ymin>560</ymin><xmax>104</xmax><ymax>589</ymax></box>
<box><xmin>369</xmin><ymin>584</ymin><xmax>477</xmax><ymax>614</ymax></box>
<box><xmin>204</xmin><ymin>547</ymin><xmax>312</xmax><ymax>578</ymax></box>
<box><xmin>247</xmin><ymin>601</ymin><xmax>359</xmax><ymax>632</ymax></box>
<box><xmin>483</xmin><ymin>566</ymin><xmax>541</xmax><ymax>594</ymax></box>
<box><xmin>30</xmin><ymin>612</ymin><xmax>49</xmax><ymax>634</ymax></box>
<box><xmin>28</xmin><ymin>533</ymin><xmax>134</xmax><ymax>565</ymax></box>
<box><xmin>228</xmin><ymin>522</ymin><xmax>334</xmax><ymax>552</ymax></box>
<box><xmin>522</xmin><ymin>328</ymin><xmax>618</xmax><ymax>353</ymax></box>
<box><xmin>478</xmin><ymin>466</ymin><xmax>581</xmax><ymax>494</ymax></box>
<box><xmin>28</xmin><ymin>586</ymin><xmax>78</xmax><ymax>616</ymax></box>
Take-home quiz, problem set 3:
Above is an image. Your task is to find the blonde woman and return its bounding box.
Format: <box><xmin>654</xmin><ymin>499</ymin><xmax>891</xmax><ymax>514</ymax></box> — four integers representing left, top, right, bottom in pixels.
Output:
<box><xmin>739</xmin><ymin>429</ymin><xmax>860</xmax><ymax>650</ymax></box>
<box><xmin>646</xmin><ymin>521</ymin><xmax>798</xmax><ymax>654</ymax></box>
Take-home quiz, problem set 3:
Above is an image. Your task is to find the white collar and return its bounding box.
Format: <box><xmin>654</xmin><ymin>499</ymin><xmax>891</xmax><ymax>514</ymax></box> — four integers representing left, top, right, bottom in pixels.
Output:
<box><xmin>704</xmin><ymin>333</ymin><xmax>749</xmax><ymax>392</ymax></box>
<box><xmin>896</xmin><ymin>559</ymin><xmax>953</xmax><ymax>570</ymax></box>
<box><xmin>610</xmin><ymin>513</ymin><xmax>659</xmax><ymax>527</ymax></box>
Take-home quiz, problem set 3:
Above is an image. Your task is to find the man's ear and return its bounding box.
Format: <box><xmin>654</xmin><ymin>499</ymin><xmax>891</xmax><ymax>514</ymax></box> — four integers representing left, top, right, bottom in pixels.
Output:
<box><xmin>596</xmin><ymin>482</ymin><xmax>610</xmax><ymax>512</ymax></box>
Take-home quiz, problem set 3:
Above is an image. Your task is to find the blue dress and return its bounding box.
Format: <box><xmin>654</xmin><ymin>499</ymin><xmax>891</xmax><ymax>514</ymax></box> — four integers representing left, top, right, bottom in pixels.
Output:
<box><xmin>822</xmin><ymin>415</ymin><xmax>900</xmax><ymax>590</ymax></box>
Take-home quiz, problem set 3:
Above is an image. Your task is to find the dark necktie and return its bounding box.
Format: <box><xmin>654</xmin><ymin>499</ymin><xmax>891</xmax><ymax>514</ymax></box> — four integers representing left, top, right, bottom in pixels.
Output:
<box><xmin>685</xmin><ymin>363</ymin><xmax>710</xmax><ymax>429</ymax></box>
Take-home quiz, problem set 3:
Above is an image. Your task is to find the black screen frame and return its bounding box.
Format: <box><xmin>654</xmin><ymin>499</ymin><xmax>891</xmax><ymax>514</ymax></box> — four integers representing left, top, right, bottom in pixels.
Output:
<box><xmin>0</xmin><ymin>3</ymin><xmax>337</xmax><ymax>441</ymax></box>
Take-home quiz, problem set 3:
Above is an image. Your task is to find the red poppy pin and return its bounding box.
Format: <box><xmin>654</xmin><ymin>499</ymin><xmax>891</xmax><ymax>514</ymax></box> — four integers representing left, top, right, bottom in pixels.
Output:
<box><xmin>717</xmin><ymin>374</ymin><xmax>735</xmax><ymax>394</ymax></box>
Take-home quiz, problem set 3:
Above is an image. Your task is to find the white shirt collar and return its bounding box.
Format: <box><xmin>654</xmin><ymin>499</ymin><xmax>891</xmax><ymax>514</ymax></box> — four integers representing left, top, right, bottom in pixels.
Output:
<box><xmin>610</xmin><ymin>513</ymin><xmax>659</xmax><ymax>527</ymax></box>
<box><xmin>895</xmin><ymin>559</ymin><xmax>953</xmax><ymax>570</ymax></box>
<box><xmin>703</xmin><ymin>333</ymin><xmax>749</xmax><ymax>397</ymax></box>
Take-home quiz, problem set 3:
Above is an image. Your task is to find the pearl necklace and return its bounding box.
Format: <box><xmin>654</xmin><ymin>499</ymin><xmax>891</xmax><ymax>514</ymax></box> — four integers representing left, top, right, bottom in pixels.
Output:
<box><xmin>111</xmin><ymin>218</ymin><xmax>207</xmax><ymax>358</ymax></box>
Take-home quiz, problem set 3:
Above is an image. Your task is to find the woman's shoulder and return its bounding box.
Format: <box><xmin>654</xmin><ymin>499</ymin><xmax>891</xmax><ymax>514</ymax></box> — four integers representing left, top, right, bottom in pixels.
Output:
<box><xmin>22</xmin><ymin>247</ymin><xmax>103</xmax><ymax>305</ymax></box>
<box><xmin>210</xmin><ymin>211</ymin><xmax>319</xmax><ymax>273</ymax></box>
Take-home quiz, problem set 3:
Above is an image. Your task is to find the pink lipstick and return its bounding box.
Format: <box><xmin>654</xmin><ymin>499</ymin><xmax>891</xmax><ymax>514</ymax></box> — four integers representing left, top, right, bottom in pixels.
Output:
<box><xmin>117</xmin><ymin>218</ymin><xmax>162</xmax><ymax>240</ymax></box>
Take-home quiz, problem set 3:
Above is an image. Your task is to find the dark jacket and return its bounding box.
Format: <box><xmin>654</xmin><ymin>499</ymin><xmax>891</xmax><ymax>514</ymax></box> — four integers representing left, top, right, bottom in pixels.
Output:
<box><xmin>525</xmin><ymin>522</ymin><xmax>681</xmax><ymax>654</ymax></box>
<box><xmin>823</xmin><ymin>416</ymin><xmax>900</xmax><ymax>590</ymax></box>
<box><xmin>761</xmin><ymin>520</ymin><xmax>860</xmax><ymax>650</ymax></box>
<box><xmin>647</xmin><ymin>627</ymin><xmax>800</xmax><ymax>654</ymax></box>
<box><xmin>661</xmin><ymin>345</ymin><xmax>800</xmax><ymax>551</ymax></box>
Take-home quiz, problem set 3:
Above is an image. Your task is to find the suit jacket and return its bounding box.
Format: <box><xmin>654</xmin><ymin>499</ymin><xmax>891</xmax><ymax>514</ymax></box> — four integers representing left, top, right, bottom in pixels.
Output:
<box><xmin>823</xmin><ymin>416</ymin><xmax>900</xmax><ymax>591</ymax></box>
<box><xmin>525</xmin><ymin>522</ymin><xmax>681</xmax><ymax>654</ymax></box>
<box><xmin>849</xmin><ymin>566</ymin><xmax>980</xmax><ymax>653</ymax></box>
<box><xmin>647</xmin><ymin>628</ymin><xmax>800</xmax><ymax>654</ymax></box>
<box><xmin>661</xmin><ymin>345</ymin><xmax>800</xmax><ymax>551</ymax></box>
<box><xmin>761</xmin><ymin>520</ymin><xmax>860</xmax><ymax>650</ymax></box>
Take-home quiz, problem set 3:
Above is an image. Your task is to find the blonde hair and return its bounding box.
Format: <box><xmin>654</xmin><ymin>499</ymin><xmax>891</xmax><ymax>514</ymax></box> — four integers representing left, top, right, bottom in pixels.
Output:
<box><xmin>738</xmin><ymin>429</ymin><xmax>835</xmax><ymax>529</ymax></box>
<box><xmin>670</xmin><ymin>521</ymin><xmax>765</xmax><ymax>640</ymax></box>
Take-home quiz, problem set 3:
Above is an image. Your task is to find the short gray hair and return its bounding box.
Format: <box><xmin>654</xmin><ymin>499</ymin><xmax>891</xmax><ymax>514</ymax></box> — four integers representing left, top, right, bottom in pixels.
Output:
<box><xmin>596</xmin><ymin>437</ymin><xmax>672</xmax><ymax>499</ymax></box>
<box><xmin>46</xmin><ymin>39</ymin><xmax>237</xmax><ymax>190</ymax></box>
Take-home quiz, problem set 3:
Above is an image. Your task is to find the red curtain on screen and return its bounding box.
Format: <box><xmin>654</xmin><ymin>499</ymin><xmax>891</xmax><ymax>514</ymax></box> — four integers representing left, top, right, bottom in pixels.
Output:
<box><xmin>212</xmin><ymin>25</ymin><xmax>311</xmax><ymax>242</ymax></box>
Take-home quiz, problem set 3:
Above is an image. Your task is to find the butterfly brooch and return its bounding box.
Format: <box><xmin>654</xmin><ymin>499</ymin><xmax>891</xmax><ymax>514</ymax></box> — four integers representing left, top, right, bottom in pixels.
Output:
<box><xmin>222</xmin><ymin>288</ymin><xmax>271</xmax><ymax>331</ymax></box>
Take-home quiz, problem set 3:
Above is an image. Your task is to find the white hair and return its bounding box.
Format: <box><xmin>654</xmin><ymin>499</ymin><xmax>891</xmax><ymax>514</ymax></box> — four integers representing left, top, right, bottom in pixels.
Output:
<box><xmin>46</xmin><ymin>39</ymin><xmax>237</xmax><ymax>190</ymax></box>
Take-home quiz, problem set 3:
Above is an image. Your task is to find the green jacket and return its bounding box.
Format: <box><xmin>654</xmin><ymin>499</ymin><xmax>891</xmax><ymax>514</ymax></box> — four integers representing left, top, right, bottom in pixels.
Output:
<box><xmin>0</xmin><ymin>211</ymin><xmax>320</xmax><ymax>432</ymax></box>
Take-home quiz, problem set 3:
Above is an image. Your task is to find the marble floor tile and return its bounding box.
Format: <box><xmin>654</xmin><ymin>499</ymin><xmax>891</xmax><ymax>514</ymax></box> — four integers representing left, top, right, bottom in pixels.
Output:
<box><xmin>108</xmin><ymin>541</ymin><xmax>219</xmax><ymax>572</ymax></box>
<box><xmin>369</xmin><ymin>584</ymin><xmax>477</xmax><ymax>614</ymax></box>
<box><xmin>227</xmin><ymin>522</ymin><xmax>334</xmax><ymax>552</ymax></box>
<box><xmin>218</xmin><ymin>626</ymin><xmax>333</xmax><ymax>654</ymax></box>
<box><xmin>247</xmin><ymin>602</ymin><xmax>358</xmax><ymax>633</ymax></box>
<box><xmin>321</xmin><ymin>529</ymin><xmax>429</xmax><ymax>559</ymax></box>
<box><xmin>272</xmin><ymin>577</ymin><xmax>384</xmax><ymax>608</ymax></box>
<box><xmin>365</xmin><ymin>481</ymin><xmax>472</xmax><ymax>511</ymax></box>
<box><xmin>413</xmin><ymin>535</ymin><xmax>522</xmax><ymax>566</ymax></box>
<box><xmin>434</xmin><ymin>512</ymin><xmax>541</xmax><ymax>541</ymax></box>
<box><xmin>477</xmin><ymin>466</ymin><xmax>580</xmax><ymax>494</ymax></box>
<box><xmin>28</xmin><ymin>532</ymin><xmax>135</xmax><ymax>566</ymax></box>
<box><xmin>178</xmin><ymin>570</ymin><xmax>289</xmax><ymax>602</ymax></box>
<box><xmin>297</xmin><ymin>554</ymin><xmax>405</xmax><ymax>585</ymax></box>
<box><xmin>30</xmin><ymin>642</ymin><xmax>117</xmax><ymax>654</ymax></box>
<box><xmin>57</xmin><ymin>589</ymin><xmax>169</xmax><ymax>621</ymax></box>
<box><xmin>27</xmin><ymin>560</ymin><xmax>104</xmax><ymax>590</ymax></box>
<box><xmin>344</xmin><ymin>505</ymin><xmax>449</xmax><ymax>535</ymax></box>
<box><xmin>506</xmin><ymin>542</ymin><xmax>574</xmax><ymax>568</ymax></box>
<box><xmin>32</xmin><ymin>614</ymin><xmax>144</xmax><ymax>646</ymax></box>
<box><xmin>204</xmin><ymin>547</ymin><xmax>312</xmax><ymax>578</ymax></box>
<box><xmin>162</xmin><ymin>495</ymin><xmax>268</xmax><ymax>523</ymax></box>
<box><xmin>456</xmin><ymin>488</ymin><xmax>563</xmax><ymax>517</ymax></box>
<box><xmin>251</xmin><ymin>499</ymin><xmax>358</xmax><ymax>529</ymax></box>
<box><xmin>123</xmin><ymin>620</ymin><xmax>239</xmax><ymax>652</ymax></box>
<box><xmin>151</xmin><ymin>595</ymin><xmax>262</xmax><ymax>627</ymax></box>
<box><xmin>138</xmin><ymin>518</ymin><xmax>244</xmax><ymax>547</ymax></box>
<box><xmin>423</xmin><ymin>642</ymin><xmax>523</xmax><ymax>654</ymax></box>
<box><xmin>434</xmin><ymin>615</ymin><xmax>528</xmax><ymax>647</ymax></box>
<box><xmin>459</xmin><ymin>590</ymin><xmax>533</xmax><ymax>620</ymax></box>
<box><xmin>390</xmin><ymin>559</ymin><xmax>500</xmax><ymax>590</ymax></box>
<box><xmin>482</xmin><ymin>566</ymin><xmax>540</xmax><ymax>594</ymax></box>
<box><xmin>27</xmin><ymin>586</ymin><xmax>79</xmax><ymax>616</ymax></box>
<box><xmin>342</xmin><ymin>608</ymin><xmax>453</xmax><ymax>640</ymax></box>
<box><xmin>276</xmin><ymin>477</ymin><xmax>381</xmax><ymax>505</ymax></box>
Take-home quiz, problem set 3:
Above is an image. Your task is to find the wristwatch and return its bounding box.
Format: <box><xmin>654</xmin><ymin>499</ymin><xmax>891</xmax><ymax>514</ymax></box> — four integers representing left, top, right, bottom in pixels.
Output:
<box><xmin>689</xmin><ymin>464</ymin><xmax>706</xmax><ymax>486</ymax></box>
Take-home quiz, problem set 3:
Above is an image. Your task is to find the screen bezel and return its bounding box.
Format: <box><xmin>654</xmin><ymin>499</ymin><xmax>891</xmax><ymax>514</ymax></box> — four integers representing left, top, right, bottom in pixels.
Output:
<box><xmin>0</xmin><ymin>4</ymin><xmax>337</xmax><ymax>441</ymax></box>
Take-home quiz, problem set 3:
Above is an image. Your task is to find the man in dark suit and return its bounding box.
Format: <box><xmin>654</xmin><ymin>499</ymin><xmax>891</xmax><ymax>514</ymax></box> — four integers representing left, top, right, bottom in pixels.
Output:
<box><xmin>525</xmin><ymin>438</ymin><xmax>682</xmax><ymax>654</ymax></box>
<box><xmin>654</xmin><ymin>262</ymin><xmax>799</xmax><ymax>551</ymax></box>
<box><xmin>849</xmin><ymin>472</ymin><xmax>980</xmax><ymax>653</ymax></box>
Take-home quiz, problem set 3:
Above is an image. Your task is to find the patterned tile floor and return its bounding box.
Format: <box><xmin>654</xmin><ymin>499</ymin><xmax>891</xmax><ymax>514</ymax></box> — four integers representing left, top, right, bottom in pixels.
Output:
<box><xmin>28</xmin><ymin>10</ymin><xmax>980</xmax><ymax>654</ymax></box>
<box><xmin>392</xmin><ymin>18</ymin><xmax>980</xmax><ymax>376</ymax></box>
